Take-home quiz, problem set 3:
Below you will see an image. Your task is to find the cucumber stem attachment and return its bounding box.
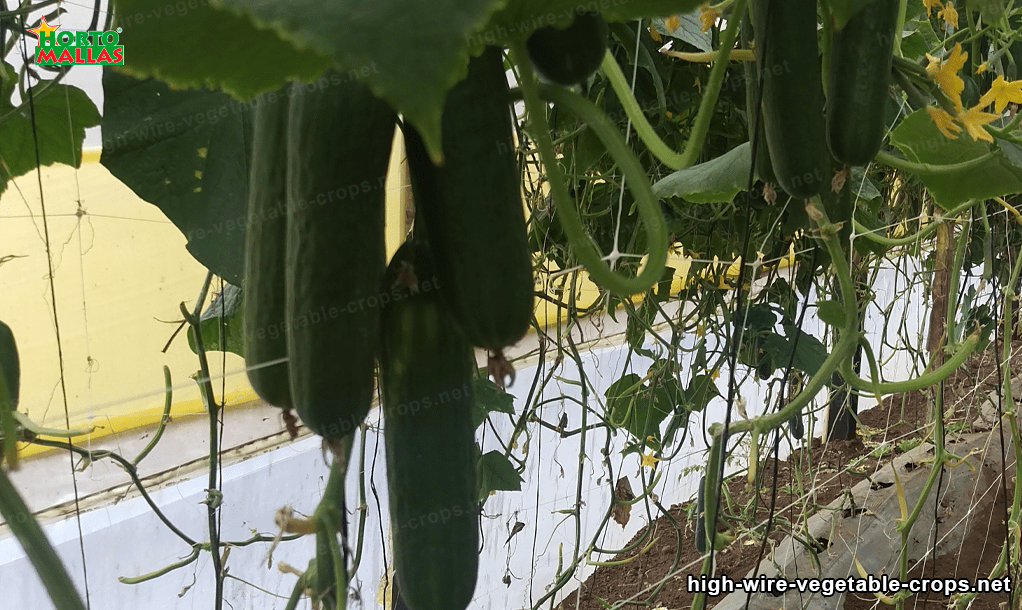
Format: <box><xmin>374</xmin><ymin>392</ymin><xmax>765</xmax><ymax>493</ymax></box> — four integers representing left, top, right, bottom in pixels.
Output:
<box><xmin>509</xmin><ymin>40</ymin><xmax>669</xmax><ymax>297</ymax></box>
<box><xmin>600</xmin><ymin>0</ymin><xmax>748</xmax><ymax>170</ymax></box>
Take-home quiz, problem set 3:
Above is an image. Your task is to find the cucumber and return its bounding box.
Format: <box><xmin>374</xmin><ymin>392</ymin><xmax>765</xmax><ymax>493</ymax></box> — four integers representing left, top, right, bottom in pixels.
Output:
<box><xmin>752</xmin><ymin>0</ymin><xmax>830</xmax><ymax>198</ymax></box>
<box><xmin>694</xmin><ymin>475</ymin><xmax>707</xmax><ymax>553</ymax></box>
<box><xmin>286</xmin><ymin>72</ymin><xmax>396</xmax><ymax>440</ymax></box>
<box><xmin>701</xmin><ymin>429</ymin><xmax>725</xmax><ymax>554</ymax></box>
<box><xmin>243</xmin><ymin>88</ymin><xmax>292</xmax><ymax>410</ymax></box>
<box><xmin>380</xmin><ymin>240</ymin><xmax>479</xmax><ymax>610</ymax></box>
<box><xmin>407</xmin><ymin>46</ymin><xmax>533</xmax><ymax>351</ymax></box>
<box><xmin>526</xmin><ymin>10</ymin><xmax>609</xmax><ymax>87</ymax></box>
<box><xmin>825</xmin><ymin>0</ymin><xmax>898</xmax><ymax>166</ymax></box>
<box><xmin>0</xmin><ymin>321</ymin><xmax>19</xmax><ymax>464</ymax></box>
<box><xmin>0</xmin><ymin>321</ymin><xmax>18</xmax><ymax>410</ymax></box>
<box><xmin>741</xmin><ymin>13</ymin><xmax>776</xmax><ymax>186</ymax></box>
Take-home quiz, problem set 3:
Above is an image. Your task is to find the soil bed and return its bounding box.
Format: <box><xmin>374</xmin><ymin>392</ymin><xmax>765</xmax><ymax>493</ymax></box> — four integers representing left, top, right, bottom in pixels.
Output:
<box><xmin>555</xmin><ymin>343</ymin><xmax>1020</xmax><ymax>610</ymax></box>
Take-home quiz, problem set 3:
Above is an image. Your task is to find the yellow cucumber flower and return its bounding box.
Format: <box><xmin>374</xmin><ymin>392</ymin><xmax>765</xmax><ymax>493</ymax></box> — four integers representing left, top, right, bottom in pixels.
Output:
<box><xmin>925</xmin><ymin>106</ymin><xmax>961</xmax><ymax>139</ymax></box>
<box><xmin>937</xmin><ymin>1</ymin><xmax>958</xmax><ymax>29</ymax></box>
<box><xmin>979</xmin><ymin>75</ymin><xmax>1022</xmax><ymax>113</ymax></box>
<box><xmin>926</xmin><ymin>43</ymin><xmax>968</xmax><ymax>112</ymax></box>
<box><xmin>957</xmin><ymin>104</ymin><xmax>999</xmax><ymax>142</ymax></box>
<box><xmin>698</xmin><ymin>3</ymin><xmax>720</xmax><ymax>31</ymax></box>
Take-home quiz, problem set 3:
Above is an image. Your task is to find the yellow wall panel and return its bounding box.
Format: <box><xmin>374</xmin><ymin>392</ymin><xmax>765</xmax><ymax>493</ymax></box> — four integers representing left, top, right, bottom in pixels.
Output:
<box><xmin>2</xmin><ymin>139</ymin><xmax>409</xmax><ymax>458</ymax></box>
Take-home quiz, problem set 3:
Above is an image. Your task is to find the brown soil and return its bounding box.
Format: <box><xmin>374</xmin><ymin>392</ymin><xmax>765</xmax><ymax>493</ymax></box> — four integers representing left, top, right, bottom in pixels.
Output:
<box><xmin>555</xmin><ymin>343</ymin><xmax>1020</xmax><ymax>610</ymax></box>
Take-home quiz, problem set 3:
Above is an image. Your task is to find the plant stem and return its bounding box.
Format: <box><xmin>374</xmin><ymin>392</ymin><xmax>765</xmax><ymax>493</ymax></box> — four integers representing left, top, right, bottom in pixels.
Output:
<box><xmin>508</xmin><ymin>41</ymin><xmax>668</xmax><ymax>297</ymax></box>
<box><xmin>600</xmin><ymin>0</ymin><xmax>748</xmax><ymax>171</ymax></box>
<box><xmin>180</xmin><ymin>271</ymin><xmax>224</xmax><ymax>610</ymax></box>
<box><xmin>0</xmin><ymin>467</ymin><xmax>88</xmax><ymax>610</ymax></box>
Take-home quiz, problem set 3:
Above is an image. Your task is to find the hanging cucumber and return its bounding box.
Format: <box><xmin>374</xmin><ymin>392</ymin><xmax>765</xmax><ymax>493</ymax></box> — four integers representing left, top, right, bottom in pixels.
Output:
<box><xmin>741</xmin><ymin>12</ymin><xmax>776</xmax><ymax>186</ymax></box>
<box><xmin>752</xmin><ymin>0</ymin><xmax>830</xmax><ymax>198</ymax></box>
<box><xmin>379</xmin><ymin>240</ymin><xmax>479</xmax><ymax>610</ymax></box>
<box><xmin>0</xmin><ymin>320</ymin><xmax>19</xmax><ymax>465</ymax></box>
<box><xmin>409</xmin><ymin>46</ymin><xmax>533</xmax><ymax>351</ymax></box>
<box><xmin>693</xmin><ymin>475</ymin><xmax>708</xmax><ymax>553</ymax></box>
<box><xmin>526</xmin><ymin>10</ymin><xmax>609</xmax><ymax>87</ymax></box>
<box><xmin>286</xmin><ymin>72</ymin><xmax>396</xmax><ymax>440</ymax></box>
<box><xmin>0</xmin><ymin>321</ymin><xmax>18</xmax><ymax>410</ymax></box>
<box><xmin>826</xmin><ymin>0</ymin><xmax>898</xmax><ymax>166</ymax></box>
<box><xmin>243</xmin><ymin>88</ymin><xmax>292</xmax><ymax>411</ymax></box>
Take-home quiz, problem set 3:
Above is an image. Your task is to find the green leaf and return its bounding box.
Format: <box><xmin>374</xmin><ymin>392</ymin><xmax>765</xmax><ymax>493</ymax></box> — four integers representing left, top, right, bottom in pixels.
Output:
<box><xmin>471</xmin><ymin>377</ymin><xmax>516</xmax><ymax>429</ymax></box>
<box><xmin>626</xmin><ymin>296</ymin><xmax>657</xmax><ymax>357</ymax></box>
<box><xmin>109</xmin><ymin>0</ymin><xmax>329</xmax><ymax>101</ymax></box>
<box><xmin>761</xmin><ymin>325</ymin><xmax>829</xmax><ymax>376</ymax></box>
<box><xmin>848</xmin><ymin>166</ymin><xmax>881</xmax><ymax>202</ymax></box>
<box><xmin>651</xmin><ymin>142</ymin><xmax>751</xmax><ymax>203</ymax></box>
<box><xmin>600</xmin><ymin>0</ymin><xmax>706</xmax><ymax>23</ymax></box>
<box><xmin>477</xmin><ymin>450</ymin><xmax>523</xmax><ymax>501</ymax></box>
<box><xmin>651</xmin><ymin>9</ymin><xmax>711</xmax><ymax>52</ymax></box>
<box><xmin>212</xmin><ymin>0</ymin><xmax>507</xmax><ymax>163</ymax></box>
<box><xmin>815</xmin><ymin>300</ymin><xmax>848</xmax><ymax>328</ymax></box>
<box><xmin>100</xmin><ymin>70</ymin><xmax>254</xmax><ymax>284</ymax></box>
<box><xmin>187</xmin><ymin>284</ymin><xmax>244</xmax><ymax>357</ymax></box>
<box><xmin>486</xmin><ymin>0</ymin><xmax>704</xmax><ymax>47</ymax></box>
<box><xmin>605</xmin><ymin>373</ymin><xmax>671</xmax><ymax>443</ymax></box>
<box><xmin>888</xmin><ymin>109</ymin><xmax>1022</xmax><ymax>209</ymax></box>
<box><xmin>852</xmin><ymin>206</ymin><xmax>890</xmax><ymax>257</ymax></box>
<box><xmin>736</xmin><ymin>303</ymin><xmax>777</xmax><ymax>333</ymax></box>
<box><xmin>0</xmin><ymin>76</ymin><xmax>100</xmax><ymax>194</ymax></box>
<box><xmin>685</xmin><ymin>373</ymin><xmax>719</xmax><ymax>408</ymax></box>
<box><xmin>965</xmin><ymin>0</ymin><xmax>1005</xmax><ymax>26</ymax></box>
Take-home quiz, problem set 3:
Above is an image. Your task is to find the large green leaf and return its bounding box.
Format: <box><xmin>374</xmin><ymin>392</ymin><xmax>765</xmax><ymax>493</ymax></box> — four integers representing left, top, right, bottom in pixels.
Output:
<box><xmin>488</xmin><ymin>0</ymin><xmax>704</xmax><ymax>37</ymax></box>
<box><xmin>0</xmin><ymin>68</ymin><xmax>100</xmax><ymax>194</ymax></box>
<box><xmin>108</xmin><ymin>0</ymin><xmax>329</xmax><ymax>101</ymax></box>
<box><xmin>651</xmin><ymin>141</ymin><xmax>751</xmax><ymax>203</ymax></box>
<box><xmin>651</xmin><ymin>9</ymin><xmax>710</xmax><ymax>52</ymax></box>
<box><xmin>888</xmin><ymin>109</ymin><xmax>1022</xmax><ymax>209</ymax></box>
<box><xmin>211</xmin><ymin>0</ymin><xmax>508</xmax><ymax>162</ymax></box>
<box><xmin>100</xmin><ymin>70</ymin><xmax>254</xmax><ymax>284</ymax></box>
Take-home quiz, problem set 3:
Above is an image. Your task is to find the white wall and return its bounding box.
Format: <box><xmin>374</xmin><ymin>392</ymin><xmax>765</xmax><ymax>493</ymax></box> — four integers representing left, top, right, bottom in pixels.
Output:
<box><xmin>1</xmin><ymin>258</ymin><xmax>973</xmax><ymax>610</ymax></box>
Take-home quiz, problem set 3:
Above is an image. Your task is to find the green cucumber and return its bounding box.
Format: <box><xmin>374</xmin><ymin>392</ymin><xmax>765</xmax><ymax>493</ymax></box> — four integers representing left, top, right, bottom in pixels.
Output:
<box><xmin>526</xmin><ymin>10</ymin><xmax>609</xmax><ymax>87</ymax></box>
<box><xmin>286</xmin><ymin>72</ymin><xmax>396</xmax><ymax>439</ymax></box>
<box><xmin>752</xmin><ymin>0</ymin><xmax>829</xmax><ymax>198</ymax></box>
<box><xmin>0</xmin><ymin>321</ymin><xmax>19</xmax><ymax>464</ymax></box>
<box><xmin>243</xmin><ymin>88</ymin><xmax>292</xmax><ymax>410</ymax></box>
<box><xmin>380</xmin><ymin>240</ymin><xmax>479</xmax><ymax>610</ymax></box>
<box><xmin>742</xmin><ymin>13</ymin><xmax>776</xmax><ymax>186</ymax></box>
<box><xmin>826</xmin><ymin>0</ymin><xmax>898</xmax><ymax>166</ymax></box>
<box><xmin>408</xmin><ymin>46</ymin><xmax>533</xmax><ymax>351</ymax></box>
<box><xmin>694</xmin><ymin>475</ymin><xmax>707</xmax><ymax>553</ymax></box>
<box><xmin>0</xmin><ymin>321</ymin><xmax>18</xmax><ymax>410</ymax></box>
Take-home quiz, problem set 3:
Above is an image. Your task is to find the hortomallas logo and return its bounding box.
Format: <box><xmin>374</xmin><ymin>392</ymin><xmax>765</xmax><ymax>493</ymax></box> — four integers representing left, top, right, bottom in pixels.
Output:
<box><xmin>28</xmin><ymin>17</ymin><xmax>124</xmax><ymax>66</ymax></box>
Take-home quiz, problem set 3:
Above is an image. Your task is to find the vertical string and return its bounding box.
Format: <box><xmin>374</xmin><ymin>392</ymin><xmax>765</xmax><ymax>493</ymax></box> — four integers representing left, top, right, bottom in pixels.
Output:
<box><xmin>18</xmin><ymin>16</ymin><xmax>91</xmax><ymax>609</ymax></box>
